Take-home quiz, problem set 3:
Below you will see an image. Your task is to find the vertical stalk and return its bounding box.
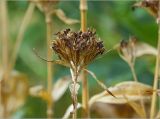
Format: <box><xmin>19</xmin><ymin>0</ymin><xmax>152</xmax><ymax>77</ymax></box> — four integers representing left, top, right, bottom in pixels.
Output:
<box><xmin>1</xmin><ymin>0</ymin><xmax>8</xmax><ymax>80</ymax></box>
<box><xmin>150</xmin><ymin>2</ymin><xmax>160</xmax><ymax>119</ymax></box>
<box><xmin>8</xmin><ymin>2</ymin><xmax>35</xmax><ymax>75</ymax></box>
<box><xmin>45</xmin><ymin>13</ymin><xmax>53</xmax><ymax>119</ymax></box>
<box><xmin>0</xmin><ymin>0</ymin><xmax>9</xmax><ymax>118</ymax></box>
<box><xmin>70</xmin><ymin>68</ymin><xmax>78</xmax><ymax>119</ymax></box>
<box><xmin>80</xmin><ymin>0</ymin><xmax>89</xmax><ymax>117</ymax></box>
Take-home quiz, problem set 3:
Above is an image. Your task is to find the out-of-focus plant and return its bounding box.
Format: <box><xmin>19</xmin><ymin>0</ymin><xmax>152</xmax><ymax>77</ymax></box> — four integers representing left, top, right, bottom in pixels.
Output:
<box><xmin>133</xmin><ymin>1</ymin><xmax>160</xmax><ymax>118</ymax></box>
<box><xmin>117</xmin><ymin>36</ymin><xmax>159</xmax><ymax>117</ymax></box>
<box><xmin>0</xmin><ymin>0</ymin><xmax>34</xmax><ymax>118</ymax></box>
<box><xmin>29</xmin><ymin>76</ymin><xmax>71</xmax><ymax>103</ymax></box>
<box><xmin>0</xmin><ymin>71</ymin><xmax>29</xmax><ymax>118</ymax></box>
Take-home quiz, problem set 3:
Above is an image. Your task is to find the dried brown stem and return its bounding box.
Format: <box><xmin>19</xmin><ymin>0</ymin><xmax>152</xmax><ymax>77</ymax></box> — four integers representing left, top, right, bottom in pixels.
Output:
<box><xmin>150</xmin><ymin>2</ymin><xmax>160</xmax><ymax>119</ymax></box>
<box><xmin>8</xmin><ymin>2</ymin><xmax>35</xmax><ymax>75</ymax></box>
<box><xmin>45</xmin><ymin>13</ymin><xmax>53</xmax><ymax>119</ymax></box>
<box><xmin>80</xmin><ymin>0</ymin><xmax>89</xmax><ymax>117</ymax></box>
<box><xmin>0</xmin><ymin>0</ymin><xmax>9</xmax><ymax>118</ymax></box>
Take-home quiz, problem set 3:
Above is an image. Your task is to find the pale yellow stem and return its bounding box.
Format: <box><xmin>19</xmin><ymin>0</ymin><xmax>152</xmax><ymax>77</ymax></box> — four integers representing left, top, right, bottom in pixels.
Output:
<box><xmin>150</xmin><ymin>2</ymin><xmax>160</xmax><ymax>118</ymax></box>
<box><xmin>0</xmin><ymin>0</ymin><xmax>9</xmax><ymax>118</ymax></box>
<box><xmin>45</xmin><ymin>13</ymin><xmax>53</xmax><ymax>119</ymax></box>
<box><xmin>9</xmin><ymin>2</ymin><xmax>35</xmax><ymax>75</ymax></box>
<box><xmin>80</xmin><ymin>0</ymin><xmax>89</xmax><ymax>118</ymax></box>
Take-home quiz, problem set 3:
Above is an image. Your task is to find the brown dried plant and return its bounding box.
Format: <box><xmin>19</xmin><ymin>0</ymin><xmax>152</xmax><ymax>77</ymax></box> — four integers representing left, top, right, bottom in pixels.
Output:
<box><xmin>52</xmin><ymin>28</ymin><xmax>105</xmax><ymax>119</ymax></box>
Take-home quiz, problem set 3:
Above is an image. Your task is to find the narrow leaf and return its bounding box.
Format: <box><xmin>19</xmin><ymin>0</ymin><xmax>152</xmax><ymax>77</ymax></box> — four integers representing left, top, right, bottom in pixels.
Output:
<box><xmin>84</xmin><ymin>69</ymin><xmax>116</xmax><ymax>98</ymax></box>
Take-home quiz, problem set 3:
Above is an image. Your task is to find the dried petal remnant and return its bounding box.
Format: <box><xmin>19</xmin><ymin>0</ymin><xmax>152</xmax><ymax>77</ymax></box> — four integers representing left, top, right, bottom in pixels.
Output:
<box><xmin>52</xmin><ymin>29</ymin><xmax>105</xmax><ymax>71</ymax></box>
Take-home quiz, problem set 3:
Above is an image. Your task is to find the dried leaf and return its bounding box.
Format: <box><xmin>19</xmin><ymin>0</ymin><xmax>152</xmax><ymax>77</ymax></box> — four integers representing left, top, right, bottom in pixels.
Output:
<box><xmin>62</xmin><ymin>103</ymin><xmax>81</xmax><ymax>119</ymax></box>
<box><xmin>135</xmin><ymin>42</ymin><xmax>157</xmax><ymax>57</ymax></box>
<box><xmin>0</xmin><ymin>70</ymin><xmax>29</xmax><ymax>115</ymax></box>
<box><xmin>55</xmin><ymin>9</ymin><xmax>79</xmax><ymax>25</ymax></box>
<box><xmin>89</xmin><ymin>81</ymin><xmax>152</xmax><ymax>106</ymax></box>
<box><xmin>123</xmin><ymin>95</ymin><xmax>146</xmax><ymax>118</ymax></box>
<box><xmin>52</xmin><ymin>76</ymin><xmax>71</xmax><ymax>101</ymax></box>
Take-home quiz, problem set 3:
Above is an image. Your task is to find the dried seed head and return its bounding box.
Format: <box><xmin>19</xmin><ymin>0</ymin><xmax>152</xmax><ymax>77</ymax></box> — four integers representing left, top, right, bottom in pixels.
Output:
<box><xmin>133</xmin><ymin>0</ymin><xmax>159</xmax><ymax>18</ymax></box>
<box><xmin>52</xmin><ymin>28</ymin><xmax>105</xmax><ymax>71</ymax></box>
<box><xmin>119</xmin><ymin>37</ymin><xmax>137</xmax><ymax>64</ymax></box>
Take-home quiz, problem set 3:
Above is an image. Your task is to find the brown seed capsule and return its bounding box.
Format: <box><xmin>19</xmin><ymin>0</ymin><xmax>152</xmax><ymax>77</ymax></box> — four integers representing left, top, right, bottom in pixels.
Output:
<box><xmin>52</xmin><ymin>28</ymin><xmax>105</xmax><ymax>71</ymax></box>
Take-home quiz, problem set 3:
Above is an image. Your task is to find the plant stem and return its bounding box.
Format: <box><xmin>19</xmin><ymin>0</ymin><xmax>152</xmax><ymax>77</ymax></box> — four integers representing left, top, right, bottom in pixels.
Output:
<box><xmin>70</xmin><ymin>68</ymin><xmax>78</xmax><ymax>119</ymax></box>
<box><xmin>80</xmin><ymin>0</ymin><xmax>89</xmax><ymax>117</ymax></box>
<box><xmin>129</xmin><ymin>63</ymin><xmax>138</xmax><ymax>82</ymax></box>
<box><xmin>150</xmin><ymin>2</ymin><xmax>160</xmax><ymax>118</ymax></box>
<box><xmin>129</xmin><ymin>63</ymin><xmax>146</xmax><ymax>117</ymax></box>
<box><xmin>8</xmin><ymin>2</ymin><xmax>35</xmax><ymax>75</ymax></box>
<box><xmin>0</xmin><ymin>0</ymin><xmax>9</xmax><ymax>118</ymax></box>
<box><xmin>45</xmin><ymin>13</ymin><xmax>53</xmax><ymax>119</ymax></box>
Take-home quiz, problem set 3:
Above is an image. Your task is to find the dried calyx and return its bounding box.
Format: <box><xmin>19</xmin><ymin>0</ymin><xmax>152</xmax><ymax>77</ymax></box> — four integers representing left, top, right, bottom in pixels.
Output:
<box><xmin>132</xmin><ymin>0</ymin><xmax>158</xmax><ymax>18</ymax></box>
<box><xmin>52</xmin><ymin>28</ymin><xmax>105</xmax><ymax>74</ymax></box>
<box><xmin>118</xmin><ymin>36</ymin><xmax>137</xmax><ymax>64</ymax></box>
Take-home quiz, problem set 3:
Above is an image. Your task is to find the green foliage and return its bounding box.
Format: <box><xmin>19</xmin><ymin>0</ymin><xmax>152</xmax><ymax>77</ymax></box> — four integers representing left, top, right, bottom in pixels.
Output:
<box><xmin>7</xmin><ymin>1</ymin><xmax>157</xmax><ymax>118</ymax></box>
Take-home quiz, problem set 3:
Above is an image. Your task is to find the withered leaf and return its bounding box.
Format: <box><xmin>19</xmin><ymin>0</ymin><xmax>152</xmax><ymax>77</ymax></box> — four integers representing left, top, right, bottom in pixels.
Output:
<box><xmin>89</xmin><ymin>81</ymin><xmax>152</xmax><ymax>106</ymax></box>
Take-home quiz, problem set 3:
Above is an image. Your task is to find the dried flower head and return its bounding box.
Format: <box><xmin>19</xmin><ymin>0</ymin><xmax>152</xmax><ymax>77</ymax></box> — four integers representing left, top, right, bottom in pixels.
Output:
<box><xmin>52</xmin><ymin>28</ymin><xmax>105</xmax><ymax>73</ymax></box>
<box><xmin>118</xmin><ymin>36</ymin><xmax>137</xmax><ymax>64</ymax></box>
<box><xmin>132</xmin><ymin>0</ymin><xmax>158</xmax><ymax>18</ymax></box>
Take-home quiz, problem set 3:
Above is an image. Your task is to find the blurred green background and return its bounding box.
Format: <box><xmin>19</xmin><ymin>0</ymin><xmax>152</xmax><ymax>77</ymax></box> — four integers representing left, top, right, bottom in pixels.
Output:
<box><xmin>4</xmin><ymin>0</ymin><xmax>158</xmax><ymax>118</ymax></box>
